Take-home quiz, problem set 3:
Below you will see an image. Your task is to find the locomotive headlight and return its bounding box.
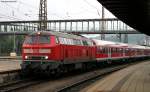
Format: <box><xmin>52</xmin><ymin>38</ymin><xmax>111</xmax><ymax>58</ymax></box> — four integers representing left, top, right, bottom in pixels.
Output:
<box><xmin>25</xmin><ymin>56</ymin><xmax>28</xmax><ymax>59</ymax></box>
<box><xmin>39</xmin><ymin>49</ymin><xmax>51</xmax><ymax>53</ymax></box>
<box><xmin>45</xmin><ymin>56</ymin><xmax>48</xmax><ymax>59</ymax></box>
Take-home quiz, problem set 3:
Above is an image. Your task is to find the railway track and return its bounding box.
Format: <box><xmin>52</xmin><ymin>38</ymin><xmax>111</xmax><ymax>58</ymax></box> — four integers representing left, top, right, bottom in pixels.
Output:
<box><xmin>20</xmin><ymin>61</ymin><xmax>144</xmax><ymax>92</ymax></box>
<box><xmin>0</xmin><ymin>78</ymin><xmax>45</xmax><ymax>92</ymax></box>
<box><xmin>0</xmin><ymin>60</ymin><xmax>145</xmax><ymax>92</ymax></box>
<box><xmin>57</xmin><ymin>61</ymin><xmax>148</xmax><ymax>92</ymax></box>
<box><xmin>57</xmin><ymin>63</ymin><xmax>131</xmax><ymax>92</ymax></box>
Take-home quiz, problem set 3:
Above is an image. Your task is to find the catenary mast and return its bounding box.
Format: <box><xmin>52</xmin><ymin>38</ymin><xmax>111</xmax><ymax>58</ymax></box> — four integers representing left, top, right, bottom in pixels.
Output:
<box><xmin>39</xmin><ymin>0</ymin><xmax>47</xmax><ymax>31</ymax></box>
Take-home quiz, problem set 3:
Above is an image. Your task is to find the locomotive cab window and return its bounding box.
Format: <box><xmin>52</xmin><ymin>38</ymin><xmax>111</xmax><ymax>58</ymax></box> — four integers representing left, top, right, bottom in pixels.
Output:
<box><xmin>24</xmin><ymin>35</ymin><xmax>50</xmax><ymax>44</ymax></box>
<box><xmin>24</xmin><ymin>36</ymin><xmax>37</xmax><ymax>44</ymax></box>
<box><xmin>39</xmin><ymin>36</ymin><xmax>50</xmax><ymax>44</ymax></box>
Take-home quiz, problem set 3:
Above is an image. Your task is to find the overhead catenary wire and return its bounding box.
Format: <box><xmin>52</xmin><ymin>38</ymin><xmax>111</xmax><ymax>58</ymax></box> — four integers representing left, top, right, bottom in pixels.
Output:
<box><xmin>0</xmin><ymin>1</ymin><xmax>30</xmax><ymax>20</ymax></box>
<box><xmin>83</xmin><ymin>0</ymin><xmax>101</xmax><ymax>17</ymax></box>
<box><xmin>18</xmin><ymin>0</ymin><xmax>66</xmax><ymax>20</ymax></box>
<box><xmin>0</xmin><ymin>13</ymin><xmax>23</xmax><ymax>20</ymax></box>
<box><xmin>0</xmin><ymin>0</ymin><xmax>66</xmax><ymax>20</ymax></box>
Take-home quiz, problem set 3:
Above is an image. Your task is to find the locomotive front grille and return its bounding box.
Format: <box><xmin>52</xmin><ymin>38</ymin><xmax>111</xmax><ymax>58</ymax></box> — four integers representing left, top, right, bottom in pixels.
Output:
<box><xmin>28</xmin><ymin>56</ymin><xmax>46</xmax><ymax>60</ymax></box>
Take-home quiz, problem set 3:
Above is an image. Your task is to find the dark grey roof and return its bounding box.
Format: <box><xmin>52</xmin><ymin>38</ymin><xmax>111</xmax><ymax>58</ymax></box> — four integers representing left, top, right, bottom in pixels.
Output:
<box><xmin>29</xmin><ymin>31</ymin><xmax>86</xmax><ymax>40</ymax></box>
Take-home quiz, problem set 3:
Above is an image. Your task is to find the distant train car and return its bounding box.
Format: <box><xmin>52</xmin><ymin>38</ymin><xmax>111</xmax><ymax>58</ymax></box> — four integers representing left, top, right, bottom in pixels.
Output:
<box><xmin>93</xmin><ymin>39</ymin><xmax>150</xmax><ymax>62</ymax></box>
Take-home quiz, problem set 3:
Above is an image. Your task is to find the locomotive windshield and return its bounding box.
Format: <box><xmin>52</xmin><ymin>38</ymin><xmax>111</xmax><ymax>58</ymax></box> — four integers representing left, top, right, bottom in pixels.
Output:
<box><xmin>24</xmin><ymin>35</ymin><xmax>50</xmax><ymax>44</ymax></box>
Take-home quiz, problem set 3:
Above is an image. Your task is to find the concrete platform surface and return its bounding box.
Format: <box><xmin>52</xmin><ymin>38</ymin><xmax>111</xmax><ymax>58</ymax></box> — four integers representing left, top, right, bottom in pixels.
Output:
<box><xmin>0</xmin><ymin>60</ymin><xmax>21</xmax><ymax>72</ymax></box>
<box><xmin>0</xmin><ymin>56</ymin><xmax>21</xmax><ymax>59</ymax></box>
<box><xmin>80</xmin><ymin>61</ymin><xmax>150</xmax><ymax>92</ymax></box>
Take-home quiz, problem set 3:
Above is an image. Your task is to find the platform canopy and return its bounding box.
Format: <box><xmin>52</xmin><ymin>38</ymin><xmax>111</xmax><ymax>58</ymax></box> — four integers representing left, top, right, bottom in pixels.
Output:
<box><xmin>97</xmin><ymin>0</ymin><xmax>150</xmax><ymax>35</ymax></box>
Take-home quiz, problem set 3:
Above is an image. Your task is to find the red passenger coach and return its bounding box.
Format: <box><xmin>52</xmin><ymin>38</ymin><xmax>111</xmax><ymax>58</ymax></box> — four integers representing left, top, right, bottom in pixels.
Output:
<box><xmin>21</xmin><ymin>31</ymin><xmax>95</xmax><ymax>74</ymax></box>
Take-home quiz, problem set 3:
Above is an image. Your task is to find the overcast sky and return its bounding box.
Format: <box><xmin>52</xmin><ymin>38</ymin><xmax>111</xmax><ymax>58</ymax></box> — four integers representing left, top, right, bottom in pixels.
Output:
<box><xmin>0</xmin><ymin>0</ymin><xmax>115</xmax><ymax>21</ymax></box>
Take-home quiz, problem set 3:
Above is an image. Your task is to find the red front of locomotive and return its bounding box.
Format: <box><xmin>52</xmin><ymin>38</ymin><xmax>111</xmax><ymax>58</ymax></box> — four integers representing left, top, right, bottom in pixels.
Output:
<box><xmin>21</xmin><ymin>32</ymin><xmax>61</xmax><ymax>73</ymax></box>
<box><xmin>22</xmin><ymin>32</ymin><xmax>60</xmax><ymax>61</ymax></box>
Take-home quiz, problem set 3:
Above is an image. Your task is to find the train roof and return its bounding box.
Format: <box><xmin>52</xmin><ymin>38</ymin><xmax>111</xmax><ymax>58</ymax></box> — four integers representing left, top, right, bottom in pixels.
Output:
<box><xmin>128</xmin><ymin>44</ymin><xmax>150</xmax><ymax>50</ymax></box>
<box><xmin>93</xmin><ymin>39</ymin><xmax>150</xmax><ymax>49</ymax></box>
<box><xmin>93</xmin><ymin>39</ymin><xmax>116</xmax><ymax>46</ymax></box>
<box><xmin>93</xmin><ymin>39</ymin><xmax>128</xmax><ymax>48</ymax></box>
<box><xmin>29</xmin><ymin>31</ymin><xmax>90</xmax><ymax>40</ymax></box>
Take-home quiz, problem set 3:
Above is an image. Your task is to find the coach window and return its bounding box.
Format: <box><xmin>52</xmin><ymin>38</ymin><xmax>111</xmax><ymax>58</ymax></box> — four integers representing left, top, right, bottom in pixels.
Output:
<box><xmin>88</xmin><ymin>41</ymin><xmax>93</xmax><ymax>46</ymax></box>
<box><xmin>121</xmin><ymin>48</ymin><xmax>123</xmax><ymax>53</ymax></box>
<box><xmin>117</xmin><ymin>48</ymin><xmax>119</xmax><ymax>53</ymax></box>
<box><xmin>70</xmin><ymin>39</ymin><xmax>73</xmax><ymax>45</ymax></box>
<box><xmin>55</xmin><ymin>37</ymin><xmax>59</xmax><ymax>44</ymax></box>
<box><xmin>80</xmin><ymin>40</ymin><xmax>83</xmax><ymax>46</ymax></box>
<box><xmin>59</xmin><ymin>37</ymin><xmax>63</xmax><ymax>44</ymax></box>
<box><xmin>71</xmin><ymin>39</ymin><xmax>74</xmax><ymax>45</ymax></box>
<box><xmin>117</xmin><ymin>48</ymin><xmax>118</xmax><ymax>53</ymax></box>
<box><xmin>106</xmin><ymin>48</ymin><xmax>108</xmax><ymax>54</ymax></box>
<box><xmin>62</xmin><ymin>37</ymin><xmax>65</xmax><ymax>44</ymax></box>
<box><xmin>61</xmin><ymin>38</ymin><xmax>65</xmax><ymax>44</ymax></box>
<box><xmin>66</xmin><ymin>38</ymin><xmax>69</xmax><ymax>44</ymax></box>
<box><xmin>62</xmin><ymin>38</ymin><xmax>65</xmax><ymax>44</ymax></box>
<box><xmin>111</xmin><ymin>48</ymin><xmax>113</xmax><ymax>53</ymax></box>
<box><xmin>113</xmin><ymin>48</ymin><xmax>115</xmax><ymax>53</ymax></box>
<box><xmin>69</xmin><ymin>39</ymin><xmax>72</xmax><ymax>45</ymax></box>
<box><xmin>126</xmin><ymin>49</ymin><xmax>128</xmax><ymax>53</ymax></box>
<box><xmin>116</xmin><ymin>48</ymin><xmax>118</xmax><ymax>53</ymax></box>
<box><xmin>103</xmin><ymin>48</ymin><xmax>105</xmax><ymax>54</ymax></box>
<box><xmin>113</xmin><ymin>48</ymin><xmax>114</xmax><ymax>53</ymax></box>
<box><xmin>105</xmin><ymin>48</ymin><xmax>107</xmax><ymax>53</ymax></box>
<box><xmin>113</xmin><ymin>48</ymin><xmax>116</xmax><ymax>53</ymax></box>
<box><xmin>101</xmin><ymin>47</ymin><xmax>103</xmax><ymax>53</ymax></box>
<box><xmin>80</xmin><ymin>40</ymin><xmax>82</xmax><ymax>45</ymax></box>
<box><xmin>64</xmin><ymin>38</ymin><xmax>68</xmax><ymax>44</ymax></box>
<box><xmin>83</xmin><ymin>40</ymin><xmax>88</xmax><ymax>46</ymax></box>
<box><xmin>74</xmin><ymin>39</ymin><xmax>76</xmax><ymax>45</ymax></box>
<box><xmin>114</xmin><ymin>48</ymin><xmax>116</xmax><ymax>53</ymax></box>
<box><xmin>112</xmin><ymin>48</ymin><xmax>114</xmax><ymax>53</ymax></box>
<box><xmin>73</xmin><ymin>39</ymin><xmax>76</xmax><ymax>45</ymax></box>
<box><xmin>76</xmin><ymin>40</ymin><xmax>78</xmax><ymax>45</ymax></box>
<box><xmin>102</xmin><ymin>47</ymin><xmax>105</xmax><ymax>53</ymax></box>
<box><xmin>68</xmin><ymin>39</ymin><xmax>71</xmax><ymax>45</ymax></box>
<box><xmin>99</xmin><ymin>47</ymin><xmax>101</xmax><ymax>53</ymax></box>
<box><xmin>66</xmin><ymin>38</ymin><xmax>69</xmax><ymax>45</ymax></box>
<box><xmin>76</xmin><ymin>39</ymin><xmax>79</xmax><ymax>45</ymax></box>
<box><xmin>77</xmin><ymin>40</ymin><xmax>80</xmax><ymax>45</ymax></box>
<box><xmin>98</xmin><ymin>47</ymin><xmax>101</xmax><ymax>53</ymax></box>
<box><xmin>75</xmin><ymin>39</ymin><xmax>78</xmax><ymax>45</ymax></box>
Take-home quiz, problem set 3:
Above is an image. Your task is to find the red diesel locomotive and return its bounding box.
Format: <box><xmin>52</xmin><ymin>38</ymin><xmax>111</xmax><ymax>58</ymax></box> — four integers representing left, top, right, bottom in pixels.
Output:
<box><xmin>21</xmin><ymin>31</ymin><xmax>150</xmax><ymax>75</ymax></box>
<box><xmin>21</xmin><ymin>31</ymin><xmax>95</xmax><ymax>74</ymax></box>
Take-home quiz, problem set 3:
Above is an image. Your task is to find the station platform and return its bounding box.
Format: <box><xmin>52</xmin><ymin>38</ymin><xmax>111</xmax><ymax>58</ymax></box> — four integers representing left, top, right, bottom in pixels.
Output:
<box><xmin>0</xmin><ymin>56</ymin><xmax>21</xmax><ymax>60</ymax></box>
<box><xmin>0</xmin><ymin>60</ymin><xmax>21</xmax><ymax>72</ymax></box>
<box><xmin>81</xmin><ymin>61</ymin><xmax>150</xmax><ymax>92</ymax></box>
